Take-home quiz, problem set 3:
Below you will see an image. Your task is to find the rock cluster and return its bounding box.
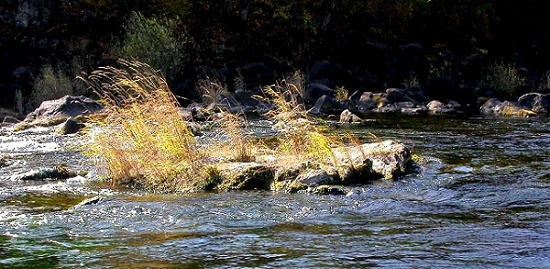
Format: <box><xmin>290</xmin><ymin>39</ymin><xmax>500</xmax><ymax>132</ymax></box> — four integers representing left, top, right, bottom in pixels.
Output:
<box><xmin>214</xmin><ymin>140</ymin><xmax>414</xmax><ymax>193</ymax></box>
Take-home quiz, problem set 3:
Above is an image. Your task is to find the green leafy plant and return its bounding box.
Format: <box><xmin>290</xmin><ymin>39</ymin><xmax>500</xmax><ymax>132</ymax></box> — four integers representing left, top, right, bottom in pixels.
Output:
<box><xmin>115</xmin><ymin>12</ymin><xmax>186</xmax><ymax>82</ymax></box>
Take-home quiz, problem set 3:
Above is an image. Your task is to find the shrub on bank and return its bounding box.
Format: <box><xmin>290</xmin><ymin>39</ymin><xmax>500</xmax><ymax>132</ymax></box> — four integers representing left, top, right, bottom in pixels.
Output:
<box><xmin>114</xmin><ymin>12</ymin><xmax>187</xmax><ymax>83</ymax></box>
<box><xmin>31</xmin><ymin>60</ymin><xmax>89</xmax><ymax>112</ymax></box>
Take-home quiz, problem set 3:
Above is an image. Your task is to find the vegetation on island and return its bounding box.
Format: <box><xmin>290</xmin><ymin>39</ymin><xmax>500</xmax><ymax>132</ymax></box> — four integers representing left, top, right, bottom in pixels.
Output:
<box><xmin>83</xmin><ymin>60</ymin><xmax>352</xmax><ymax>192</ymax></box>
<box><xmin>2</xmin><ymin>0</ymin><xmax>549</xmax><ymax>191</ymax></box>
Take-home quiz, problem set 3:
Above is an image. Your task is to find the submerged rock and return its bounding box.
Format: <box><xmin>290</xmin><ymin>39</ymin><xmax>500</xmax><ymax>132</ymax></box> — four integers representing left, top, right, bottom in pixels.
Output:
<box><xmin>10</xmin><ymin>165</ymin><xmax>77</xmax><ymax>181</ymax></box>
<box><xmin>71</xmin><ymin>196</ymin><xmax>105</xmax><ymax>210</ymax></box>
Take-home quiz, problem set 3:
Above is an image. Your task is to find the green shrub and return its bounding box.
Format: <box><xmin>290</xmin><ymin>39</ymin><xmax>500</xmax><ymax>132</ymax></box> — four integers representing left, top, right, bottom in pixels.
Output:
<box><xmin>115</xmin><ymin>12</ymin><xmax>187</xmax><ymax>82</ymax></box>
<box><xmin>482</xmin><ymin>62</ymin><xmax>526</xmax><ymax>100</ymax></box>
<box><xmin>31</xmin><ymin>60</ymin><xmax>87</xmax><ymax>109</ymax></box>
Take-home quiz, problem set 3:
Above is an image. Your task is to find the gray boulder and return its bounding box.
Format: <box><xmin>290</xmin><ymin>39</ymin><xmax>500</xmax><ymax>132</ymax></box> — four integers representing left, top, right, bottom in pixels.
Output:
<box><xmin>518</xmin><ymin>93</ymin><xmax>550</xmax><ymax>114</ymax></box>
<box><xmin>480</xmin><ymin>98</ymin><xmax>536</xmax><ymax>117</ymax></box>
<box><xmin>386</xmin><ymin>88</ymin><xmax>420</xmax><ymax>104</ymax></box>
<box><xmin>352</xmin><ymin>92</ymin><xmax>378</xmax><ymax>112</ymax></box>
<box><xmin>307</xmin><ymin>95</ymin><xmax>344</xmax><ymax>115</ymax></box>
<box><xmin>305</xmin><ymin>83</ymin><xmax>334</xmax><ymax>104</ymax></box>
<box><xmin>10</xmin><ymin>165</ymin><xmax>77</xmax><ymax>181</ymax></box>
<box><xmin>15</xmin><ymin>95</ymin><xmax>103</xmax><ymax>130</ymax></box>
<box><xmin>332</xmin><ymin>140</ymin><xmax>413</xmax><ymax>181</ymax></box>
<box><xmin>216</xmin><ymin>162</ymin><xmax>276</xmax><ymax>190</ymax></box>
<box><xmin>294</xmin><ymin>169</ymin><xmax>335</xmax><ymax>186</ymax></box>
<box><xmin>427</xmin><ymin>100</ymin><xmax>464</xmax><ymax>114</ymax></box>
<box><xmin>339</xmin><ymin>109</ymin><xmax>362</xmax><ymax>123</ymax></box>
<box><xmin>55</xmin><ymin>117</ymin><xmax>85</xmax><ymax>134</ymax></box>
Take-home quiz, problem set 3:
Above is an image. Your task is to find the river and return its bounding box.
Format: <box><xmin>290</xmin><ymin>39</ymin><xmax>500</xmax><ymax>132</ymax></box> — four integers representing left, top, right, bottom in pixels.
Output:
<box><xmin>1</xmin><ymin>115</ymin><xmax>550</xmax><ymax>268</ymax></box>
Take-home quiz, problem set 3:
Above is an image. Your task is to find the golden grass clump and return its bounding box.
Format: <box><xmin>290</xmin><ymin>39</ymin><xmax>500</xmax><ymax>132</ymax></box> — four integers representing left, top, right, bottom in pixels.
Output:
<box><xmin>212</xmin><ymin>111</ymin><xmax>256</xmax><ymax>162</ymax></box>
<box><xmin>81</xmin><ymin>62</ymin><xmax>369</xmax><ymax>192</ymax></box>
<box><xmin>83</xmin><ymin>59</ymin><xmax>204</xmax><ymax>192</ymax></box>
<box><xmin>254</xmin><ymin>72</ymin><xmax>342</xmax><ymax>166</ymax></box>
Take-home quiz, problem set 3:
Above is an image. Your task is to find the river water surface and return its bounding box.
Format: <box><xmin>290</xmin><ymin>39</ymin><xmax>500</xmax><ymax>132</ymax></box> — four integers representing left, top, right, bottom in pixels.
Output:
<box><xmin>1</xmin><ymin>115</ymin><xmax>550</xmax><ymax>268</ymax></box>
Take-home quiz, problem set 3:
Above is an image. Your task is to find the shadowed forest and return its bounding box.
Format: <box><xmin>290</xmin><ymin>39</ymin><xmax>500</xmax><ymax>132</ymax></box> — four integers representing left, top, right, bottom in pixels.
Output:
<box><xmin>1</xmin><ymin>0</ymin><xmax>549</xmax><ymax>114</ymax></box>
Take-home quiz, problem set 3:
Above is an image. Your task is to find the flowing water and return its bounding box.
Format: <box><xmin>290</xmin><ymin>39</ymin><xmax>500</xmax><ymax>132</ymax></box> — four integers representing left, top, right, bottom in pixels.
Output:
<box><xmin>1</xmin><ymin>115</ymin><xmax>550</xmax><ymax>269</ymax></box>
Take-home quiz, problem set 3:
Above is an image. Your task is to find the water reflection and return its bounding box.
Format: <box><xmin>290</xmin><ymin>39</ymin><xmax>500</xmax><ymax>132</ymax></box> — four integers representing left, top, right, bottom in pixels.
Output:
<box><xmin>2</xmin><ymin>116</ymin><xmax>550</xmax><ymax>268</ymax></box>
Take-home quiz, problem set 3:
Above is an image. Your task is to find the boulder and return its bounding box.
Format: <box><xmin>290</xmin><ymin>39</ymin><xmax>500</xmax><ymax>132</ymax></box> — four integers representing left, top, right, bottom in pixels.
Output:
<box><xmin>397</xmin><ymin>102</ymin><xmax>428</xmax><ymax>114</ymax></box>
<box><xmin>294</xmin><ymin>169</ymin><xmax>335</xmax><ymax>186</ymax></box>
<box><xmin>307</xmin><ymin>95</ymin><xmax>344</xmax><ymax>115</ymax></box>
<box><xmin>305</xmin><ymin>83</ymin><xmax>334</xmax><ymax>104</ymax></box>
<box><xmin>372</xmin><ymin>104</ymin><xmax>400</xmax><ymax>113</ymax></box>
<box><xmin>308</xmin><ymin>60</ymin><xmax>352</xmax><ymax>87</ymax></box>
<box><xmin>518</xmin><ymin>93</ymin><xmax>550</xmax><ymax>114</ymax></box>
<box><xmin>398</xmin><ymin>43</ymin><xmax>428</xmax><ymax>78</ymax></box>
<box><xmin>461</xmin><ymin>53</ymin><xmax>486</xmax><ymax>81</ymax></box>
<box><xmin>216</xmin><ymin>162</ymin><xmax>276</xmax><ymax>190</ymax></box>
<box><xmin>480</xmin><ymin>98</ymin><xmax>536</xmax><ymax>117</ymax></box>
<box><xmin>172</xmin><ymin>79</ymin><xmax>199</xmax><ymax>106</ymax></box>
<box><xmin>55</xmin><ymin>117</ymin><xmax>85</xmax><ymax>134</ymax></box>
<box><xmin>354</xmin><ymin>68</ymin><xmax>382</xmax><ymax>92</ymax></box>
<box><xmin>200</xmin><ymin>140</ymin><xmax>416</xmax><ymax>193</ymax></box>
<box><xmin>427</xmin><ymin>100</ymin><xmax>464</xmax><ymax>114</ymax></box>
<box><xmin>10</xmin><ymin>165</ymin><xmax>77</xmax><ymax>181</ymax></box>
<box><xmin>406</xmin><ymin>87</ymin><xmax>431</xmax><ymax>104</ymax></box>
<box><xmin>240</xmin><ymin>62</ymin><xmax>276</xmax><ymax>87</ymax></box>
<box><xmin>386</xmin><ymin>88</ymin><xmax>420</xmax><ymax>104</ymax></box>
<box><xmin>15</xmin><ymin>95</ymin><xmax>103</xmax><ymax>130</ymax></box>
<box><xmin>339</xmin><ymin>109</ymin><xmax>362</xmax><ymax>123</ymax></box>
<box><xmin>352</xmin><ymin>92</ymin><xmax>378</xmax><ymax>112</ymax></box>
<box><xmin>425</xmin><ymin>77</ymin><xmax>460</xmax><ymax>103</ymax></box>
<box><xmin>332</xmin><ymin>140</ymin><xmax>413</xmax><ymax>181</ymax></box>
<box><xmin>233</xmin><ymin>89</ymin><xmax>260</xmax><ymax>108</ymax></box>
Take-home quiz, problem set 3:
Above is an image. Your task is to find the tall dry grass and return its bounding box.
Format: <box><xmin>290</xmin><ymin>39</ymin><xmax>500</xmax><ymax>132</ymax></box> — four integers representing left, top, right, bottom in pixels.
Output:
<box><xmin>82</xmin><ymin>62</ymin><xmax>362</xmax><ymax>192</ymax></box>
<box><xmin>254</xmin><ymin>72</ymin><xmax>342</xmax><ymax>166</ymax></box>
<box><xmin>83</xmin><ymin>59</ymin><xmax>204</xmax><ymax>192</ymax></box>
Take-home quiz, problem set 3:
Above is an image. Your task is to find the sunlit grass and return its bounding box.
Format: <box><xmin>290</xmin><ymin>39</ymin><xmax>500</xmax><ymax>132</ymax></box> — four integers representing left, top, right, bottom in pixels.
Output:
<box><xmin>82</xmin><ymin>62</ymin><xmax>367</xmax><ymax>192</ymax></box>
<box><xmin>82</xmin><ymin>59</ymin><xmax>204</xmax><ymax>192</ymax></box>
<box><xmin>254</xmin><ymin>72</ymin><xmax>344</xmax><ymax>166</ymax></box>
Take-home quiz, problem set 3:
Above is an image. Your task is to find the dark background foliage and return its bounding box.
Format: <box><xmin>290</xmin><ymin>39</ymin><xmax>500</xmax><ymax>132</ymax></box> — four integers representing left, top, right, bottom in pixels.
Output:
<box><xmin>1</xmin><ymin>0</ymin><xmax>549</xmax><ymax>110</ymax></box>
